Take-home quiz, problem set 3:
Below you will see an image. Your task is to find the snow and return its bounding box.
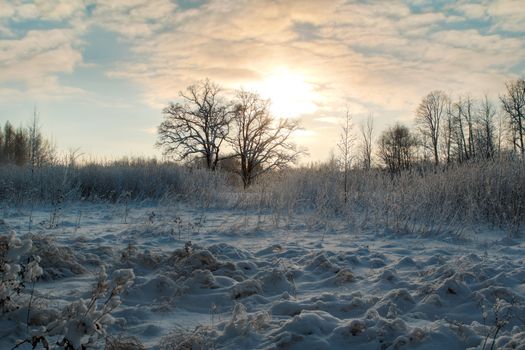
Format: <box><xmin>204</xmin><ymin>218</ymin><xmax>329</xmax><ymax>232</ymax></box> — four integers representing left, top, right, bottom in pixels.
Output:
<box><xmin>1</xmin><ymin>202</ymin><xmax>524</xmax><ymax>349</ymax></box>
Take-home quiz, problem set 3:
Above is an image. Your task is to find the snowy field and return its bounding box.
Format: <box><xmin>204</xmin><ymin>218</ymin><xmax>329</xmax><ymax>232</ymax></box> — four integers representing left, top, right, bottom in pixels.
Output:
<box><xmin>1</xmin><ymin>202</ymin><xmax>525</xmax><ymax>349</ymax></box>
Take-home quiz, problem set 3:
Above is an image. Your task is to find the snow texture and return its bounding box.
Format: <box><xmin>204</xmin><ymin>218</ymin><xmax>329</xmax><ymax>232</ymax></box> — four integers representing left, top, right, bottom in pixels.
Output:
<box><xmin>1</xmin><ymin>203</ymin><xmax>524</xmax><ymax>349</ymax></box>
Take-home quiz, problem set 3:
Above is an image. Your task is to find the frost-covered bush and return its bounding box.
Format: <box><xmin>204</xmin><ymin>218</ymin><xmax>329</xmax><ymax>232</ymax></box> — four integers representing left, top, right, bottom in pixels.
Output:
<box><xmin>158</xmin><ymin>325</ymin><xmax>215</xmax><ymax>350</ymax></box>
<box><xmin>30</xmin><ymin>234</ymin><xmax>87</xmax><ymax>280</ymax></box>
<box><xmin>11</xmin><ymin>266</ymin><xmax>135</xmax><ymax>350</ymax></box>
<box><xmin>223</xmin><ymin>303</ymin><xmax>271</xmax><ymax>336</ymax></box>
<box><xmin>42</xmin><ymin>268</ymin><xmax>135</xmax><ymax>349</ymax></box>
<box><xmin>105</xmin><ymin>335</ymin><xmax>146</xmax><ymax>350</ymax></box>
<box><xmin>0</xmin><ymin>233</ymin><xmax>43</xmax><ymax>313</ymax></box>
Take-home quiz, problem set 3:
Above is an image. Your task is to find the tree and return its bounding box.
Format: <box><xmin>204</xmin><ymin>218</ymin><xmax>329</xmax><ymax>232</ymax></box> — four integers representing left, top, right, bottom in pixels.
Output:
<box><xmin>337</xmin><ymin>109</ymin><xmax>355</xmax><ymax>203</ymax></box>
<box><xmin>416</xmin><ymin>91</ymin><xmax>448</xmax><ymax>166</ymax></box>
<box><xmin>230</xmin><ymin>90</ymin><xmax>302</xmax><ymax>188</ymax></box>
<box><xmin>0</xmin><ymin>118</ymin><xmax>55</xmax><ymax>167</ymax></box>
<box><xmin>157</xmin><ymin>79</ymin><xmax>232</xmax><ymax>170</ymax></box>
<box><xmin>450</xmin><ymin>97</ymin><xmax>468</xmax><ymax>162</ymax></box>
<box><xmin>446</xmin><ymin>95</ymin><xmax>486</xmax><ymax>163</ymax></box>
<box><xmin>359</xmin><ymin>114</ymin><xmax>374</xmax><ymax>170</ymax></box>
<box><xmin>442</xmin><ymin>99</ymin><xmax>454</xmax><ymax>164</ymax></box>
<box><xmin>378</xmin><ymin>124</ymin><xmax>418</xmax><ymax>174</ymax></box>
<box><xmin>500</xmin><ymin>78</ymin><xmax>525</xmax><ymax>156</ymax></box>
<box><xmin>29</xmin><ymin>110</ymin><xmax>39</xmax><ymax>175</ymax></box>
<box><xmin>0</xmin><ymin>126</ymin><xmax>3</xmax><ymax>163</ymax></box>
<box><xmin>476</xmin><ymin>95</ymin><xmax>496</xmax><ymax>159</ymax></box>
<box><xmin>3</xmin><ymin>121</ymin><xmax>15</xmax><ymax>163</ymax></box>
<box><xmin>13</xmin><ymin>127</ymin><xmax>29</xmax><ymax>166</ymax></box>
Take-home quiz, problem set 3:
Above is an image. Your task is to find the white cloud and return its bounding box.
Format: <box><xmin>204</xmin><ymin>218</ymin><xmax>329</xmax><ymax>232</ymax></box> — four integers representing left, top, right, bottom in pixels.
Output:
<box><xmin>0</xmin><ymin>27</ymin><xmax>85</xmax><ymax>99</ymax></box>
<box><xmin>488</xmin><ymin>0</ymin><xmax>525</xmax><ymax>32</ymax></box>
<box><xmin>0</xmin><ymin>29</ymin><xmax>81</xmax><ymax>73</ymax></box>
<box><xmin>88</xmin><ymin>0</ymin><xmax>177</xmax><ymax>38</ymax></box>
<box><xmin>0</xmin><ymin>0</ymin><xmax>85</xmax><ymax>22</ymax></box>
<box><xmin>1</xmin><ymin>0</ymin><xmax>525</xmax><ymax>160</ymax></box>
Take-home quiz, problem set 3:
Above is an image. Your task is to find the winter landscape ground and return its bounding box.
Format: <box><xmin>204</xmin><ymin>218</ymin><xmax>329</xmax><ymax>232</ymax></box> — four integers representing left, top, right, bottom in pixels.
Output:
<box><xmin>3</xmin><ymin>0</ymin><xmax>525</xmax><ymax>349</ymax></box>
<box><xmin>1</xmin><ymin>199</ymin><xmax>524</xmax><ymax>349</ymax></box>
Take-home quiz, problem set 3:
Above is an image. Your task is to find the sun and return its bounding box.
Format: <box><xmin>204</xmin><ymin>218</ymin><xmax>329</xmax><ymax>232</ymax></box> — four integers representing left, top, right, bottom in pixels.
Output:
<box><xmin>252</xmin><ymin>68</ymin><xmax>318</xmax><ymax>118</ymax></box>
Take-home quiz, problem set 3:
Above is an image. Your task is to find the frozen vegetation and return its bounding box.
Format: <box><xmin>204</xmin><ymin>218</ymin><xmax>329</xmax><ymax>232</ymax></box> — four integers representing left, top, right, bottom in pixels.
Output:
<box><xmin>1</xmin><ymin>158</ymin><xmax>524</xmax><ymax>349</ymax></box>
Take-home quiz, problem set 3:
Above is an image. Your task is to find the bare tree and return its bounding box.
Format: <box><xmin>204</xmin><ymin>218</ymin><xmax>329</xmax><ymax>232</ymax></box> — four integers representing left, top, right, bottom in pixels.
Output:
<box><xmin>3</xmin><ymin>121</ymin><xmax>15</xmax><ymax>163</ymax></box>
<box><xmin>337</xmin><ymin>109</ymin><xmax>355</xmax><ymax>203</ymax></box>
<box><xmin>0</xmin><ymin>126</ymin><xmax>3</xmax><ymax>162</ymax></box>
<box><xmin>359</xmin><ymin>114</ymin><xmax>374</xmax><ymax>170</ymax></box>
<box><xmin>416</xmin><ymin>91</ymin><xmax>448</xmax><ymax>166</ymax></box>
<box><xmin>476</xmin><ymin>95</ymin><xmax>496</xmax><ymax>159</ymax></box>
<box><xmin>461</xmin><ymin>95</ymin><xmax>477</xmax><ymax>160</ymax></box>
<box><xmin>378</xmin><ymin>124</ymin><xmax>418</xmax><ymax>174</ymax></box>
<box><xmin>451</xmin><ymin>97</ymin><xmax>469</xmax><ymax>162</ymax></box>
<box><xmin>29</xmin><ymin>108</ymin><xmax>38</xmax><ymax>176</ymax></box>
<box><xmin>157</xmin><ymin>79</ymin><xmax>232</xmax><ymax>170</ymax></box>
<box><xmin>500</xmin><ymin>78</ymin><xmax>525</xmax><ymax>157</ymax></box>
<box><xmin>230</xmin><ymin>90</ymin><xmax>303</xmax><ymax>188</ymax></box>
<box><xmin>28</xmin><ymin>109</ymin><xmax>55</xmax><ymax>171</ymax></box>
<box><xmin>442</xmin><ymin>99</ymin><xmax>454</xmax><ymax>164</ymax></box>
<box><xmin>495</xmin><ymin>110</ymin><xmax>506</xmax><ymax>158</ymax></box>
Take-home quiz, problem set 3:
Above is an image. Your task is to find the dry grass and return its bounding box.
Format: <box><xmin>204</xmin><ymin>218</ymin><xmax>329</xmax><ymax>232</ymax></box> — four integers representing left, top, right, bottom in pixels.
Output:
<box><xmin>105</xmin><ymin>336</ymin><xmax>146</xmax><ymax>350</ymax></box>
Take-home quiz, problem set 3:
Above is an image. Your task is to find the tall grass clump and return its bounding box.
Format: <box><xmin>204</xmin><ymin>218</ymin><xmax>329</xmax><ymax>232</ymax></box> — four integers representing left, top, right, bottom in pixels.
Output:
<box><xmin>249</xmin><ymin>157</ymin><xmax>525</xmax><ymax>236</ymax></box>
<box><xmin>0</xmin><ymin>157</ymin><xmax>231</xmax><ymax>208</ymax></box>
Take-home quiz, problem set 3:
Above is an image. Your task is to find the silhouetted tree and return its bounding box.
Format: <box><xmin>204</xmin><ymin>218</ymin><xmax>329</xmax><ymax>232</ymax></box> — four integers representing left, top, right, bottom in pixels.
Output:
<box><xmin>13</xmin><ymin>127</ymin><xmax>29</xmax><ymax>166</ymax></box>
<box><xmin>359</xmin><ymin>114</ymin><xmax>374</xmax><ymax>170</ymax></box>
<box><xmin>378</xmin><ymin>124</ymin><xmax>418</xmax><ymax>174</ymax></box>
<box><xmin>230</xmin><ymin>90</ymin><xmax>302</xmax><ymax>188</ymax></box>
<box><xmin>157</xmin><ymin>79</ymin><xmax>232</xmax><ymax>170</ymax></box>
<box><xmin>3</xmin><ymin>121</ymin><xmax>15</xmax><ymax>163</ymax></box>
<box><xmin>500</xmin><ymin>78</ymin><xmax>525</xmax><ymax>156</ymax></box>
<box><xmin>476</xmin><ymin>95</ymin><xmax>496</xmax><ymax>159</ymax></box>
<box><xmin>337</xmin><ymin>109</ymin><xmax>355</xmax><ymax>203</ymax></box>
<box><xmin>0</xmin><ymin>127</ymin><xmax>3</xmax><ymax>162</ymax></box>
<box><xmin>0</xmin><ymin>118</ymin><xmax>55</xmax><ymax>167</ymax></box>
<box><xmin>442</xmin><ymin>100</ymin><xmax>454</xmax><ymax>164</ymax></box>
<box><xmin>416</xmin><ymin>91</ymin><xmax>448</xmax><ymax>166</ymax></box>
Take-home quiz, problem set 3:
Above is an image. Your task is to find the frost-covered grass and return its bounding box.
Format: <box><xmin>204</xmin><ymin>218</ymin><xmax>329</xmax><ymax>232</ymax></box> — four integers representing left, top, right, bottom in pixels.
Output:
<box><xmin>1</xmin><ymin>202</ymin><xmax>524</xmax><ymax>349</ymax></box>
<box><xmin>2</xmin><ymin>157</ymin><xmax>524</xmax><ymax>238</ymax></box>
<box><xmin>253</xmin><ymin>158</ymin><xmax>525</xmax><ymax>237</ymax></box>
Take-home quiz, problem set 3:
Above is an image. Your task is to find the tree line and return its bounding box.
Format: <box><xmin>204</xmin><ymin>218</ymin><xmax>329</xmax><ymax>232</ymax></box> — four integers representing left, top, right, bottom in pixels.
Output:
<box><xmin>0</xmin><ymin>120</ymin><xmax>54</xmax><ymax>167</ymax></box>
<box><xmin>3</xmin><ymin>78</ymin><xmax>523</xmax><ymax>187</ymax></box>
<box><xmin>349</xmin><ymin>78</ymin><xmax>525</xmax><ymax>175</ymax></box>
<box><xmin>160</xmin><ymin>77</ymin><xmax>524</xmax><ymax>184</ymax></box>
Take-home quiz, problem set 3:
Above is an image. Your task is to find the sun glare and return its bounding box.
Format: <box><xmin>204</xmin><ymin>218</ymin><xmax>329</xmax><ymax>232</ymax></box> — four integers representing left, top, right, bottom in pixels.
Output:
<box><xmin>252</xmin><ymin>68</ymin><xmax>318</xmax><ymax>118</ymax></box>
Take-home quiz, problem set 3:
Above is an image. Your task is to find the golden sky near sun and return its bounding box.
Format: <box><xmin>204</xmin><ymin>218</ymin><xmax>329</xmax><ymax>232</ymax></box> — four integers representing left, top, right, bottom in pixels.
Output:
<box><xmin>248</xmin><ymin>67</ymin><xmax>320</xmax><ymax>118</ymax></box>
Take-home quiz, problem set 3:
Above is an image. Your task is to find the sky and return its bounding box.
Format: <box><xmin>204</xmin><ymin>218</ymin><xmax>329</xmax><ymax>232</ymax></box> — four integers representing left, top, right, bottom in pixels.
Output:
<box><xmin>1</xmin><ymin>0</ymin><xmax>524</xmax><ymax>162</ymax></box>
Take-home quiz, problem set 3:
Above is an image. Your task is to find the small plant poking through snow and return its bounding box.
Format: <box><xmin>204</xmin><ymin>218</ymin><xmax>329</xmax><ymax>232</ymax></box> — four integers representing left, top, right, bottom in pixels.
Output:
<box><xmin>224</xmin><ymin>303</ymin><xmax>271</xmax><ymax>336</ymax></box>
<box><xmin>105</xmin><ymin>335</ymin><xmax>146</xmax><ymax>350</ymax></box>
<box><xmin>173</xmin><ymin>216</ymin><xmax>183</xmax><ymax>240</ymax></box>
<box><xmin>147</xmin><ymin>211</ymin><xmax>156</xmax><ymax>225</ymax></box>
<box><xmin>481</xmin><ymin>298</ymin><xmax>516</xmax><ymax>350</ymax></box>
<box><xmin>159</xmin><ymin>325</ymin><xmax>215</xmax><ymax>350</ymax></box>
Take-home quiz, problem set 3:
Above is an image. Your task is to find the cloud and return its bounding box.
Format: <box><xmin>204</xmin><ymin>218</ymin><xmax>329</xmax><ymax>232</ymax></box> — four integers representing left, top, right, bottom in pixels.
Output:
<box><xmin>88</xmin><ymin>0</ymin><xmax>177</xmax><ymax>38</ymax></box>
<box><xmin>0</xmin><ymin>29</ymin><xmax>82</xmax><ymax>78</ymax></box>
<box><xmin>102</xmin><ymin>0</ymin><xmax>524</xmax><ymax>119</ymax></box>
<box><xmin>488</xmin><ymin>0</ymin><xmax>525</xmax><ymax>32</ymax></box>
<box><xmin>314</xmin><ymin>117</ymin><xmax>341</xmax><ymax>125</ymax></box>
<box><xmin>1</xmin><ymin>0</ymin><xmax>525</xmax><ymax>160</ymax></box>
<box><xmin>0</xmin><ymin>0</ymin><xmax>85</xmax><ymax>22</ymax></box>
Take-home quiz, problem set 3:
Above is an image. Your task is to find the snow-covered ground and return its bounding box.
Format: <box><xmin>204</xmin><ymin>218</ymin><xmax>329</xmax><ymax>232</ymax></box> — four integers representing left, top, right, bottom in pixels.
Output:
<box><xmin>1</xmin><ymin>202</ymin><xmax>525</xmax><ymax>349</ymax></box>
